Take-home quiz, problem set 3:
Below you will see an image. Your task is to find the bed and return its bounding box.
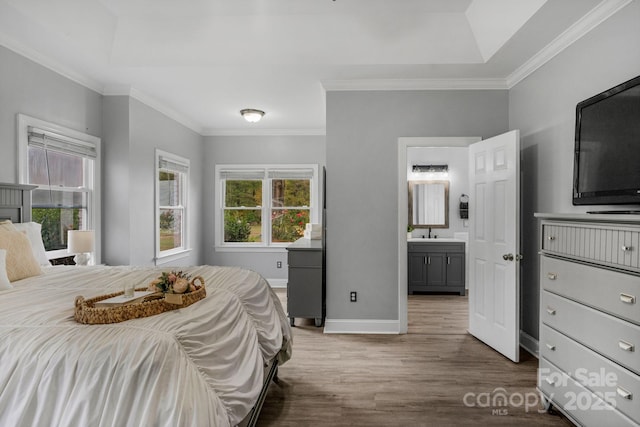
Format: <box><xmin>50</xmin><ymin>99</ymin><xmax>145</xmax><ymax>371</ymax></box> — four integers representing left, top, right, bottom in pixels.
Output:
<box><xmin>0</xmin><ymin>183</ymin><xmax>292</xmax><ymax>427</ymax></box>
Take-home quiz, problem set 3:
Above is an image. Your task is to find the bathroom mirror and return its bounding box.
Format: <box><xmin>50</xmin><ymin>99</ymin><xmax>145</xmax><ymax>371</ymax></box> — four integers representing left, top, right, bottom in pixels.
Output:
<box><xmin>408</xmin><ymin>180</ymin><xmax>449</xmax><ymax>228</ymax></box>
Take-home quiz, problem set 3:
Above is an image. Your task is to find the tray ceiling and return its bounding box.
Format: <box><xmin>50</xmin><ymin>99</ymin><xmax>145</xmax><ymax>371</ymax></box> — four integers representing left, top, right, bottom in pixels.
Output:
<box><xmin>0</xmin><ymin>0</ymin><xmax>617</xmax><ymax>134</ymax></box>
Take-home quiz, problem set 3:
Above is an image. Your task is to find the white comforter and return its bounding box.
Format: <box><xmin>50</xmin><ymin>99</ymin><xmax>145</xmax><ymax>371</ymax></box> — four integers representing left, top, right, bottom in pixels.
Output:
<box><xmin>0</xmin><ymin>265</ymin><xmax>292</xmax><ymax>427</ymax></box>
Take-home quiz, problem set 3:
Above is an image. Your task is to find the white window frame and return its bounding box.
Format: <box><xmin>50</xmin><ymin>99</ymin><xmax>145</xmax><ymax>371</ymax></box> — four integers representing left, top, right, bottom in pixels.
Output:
<box><xmin>215</xmin><ymin>164</ymin><xmax>319</xmax><ymax>251</ymax></box>
<box><xmin>17</xmin><ymin>114</ymin><xmax>101</xmax><ymax>263</ymax></box>
<box><xmin>155</xmin><ymin>149</ymin><xmax>191</xmax><ymax>264</ymax></box>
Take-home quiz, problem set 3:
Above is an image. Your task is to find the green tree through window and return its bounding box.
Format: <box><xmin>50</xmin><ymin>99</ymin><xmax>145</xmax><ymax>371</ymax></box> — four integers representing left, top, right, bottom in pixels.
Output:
<box><xmin>220</xmin><ymin>167</ymin><xmax>316</xmax><ymax>246</ymax></box>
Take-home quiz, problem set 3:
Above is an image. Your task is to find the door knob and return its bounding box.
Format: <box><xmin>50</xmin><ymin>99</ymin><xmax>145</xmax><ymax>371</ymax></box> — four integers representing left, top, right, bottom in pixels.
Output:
<box><xmin>502</xmin><ymin>253</ymin><xmax>514</xmax><ymax>261</ymax></box>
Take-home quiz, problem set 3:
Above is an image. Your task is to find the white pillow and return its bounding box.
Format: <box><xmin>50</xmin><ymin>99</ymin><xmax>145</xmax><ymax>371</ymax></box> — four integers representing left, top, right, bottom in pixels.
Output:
<box><xmin>0</xmin><ymin>249</ymin><xmax>13</xmax><ymax>291</ymax></box>
<box><xmin>13</xmin><ymin>222</ymin><xmax>50</xmax><ymax>266</ymax></box>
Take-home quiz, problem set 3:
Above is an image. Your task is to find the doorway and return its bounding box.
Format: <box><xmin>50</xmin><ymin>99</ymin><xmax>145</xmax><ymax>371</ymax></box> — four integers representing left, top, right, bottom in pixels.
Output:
<box><xmin>397</xmin><ymin>137</ymin><xmax>480</xmax><ymax>334</ymax></box>
<box><xmin>398</xmin><ymin>132</ymin><xmax>522</xmax><ymax>362</ymax></box>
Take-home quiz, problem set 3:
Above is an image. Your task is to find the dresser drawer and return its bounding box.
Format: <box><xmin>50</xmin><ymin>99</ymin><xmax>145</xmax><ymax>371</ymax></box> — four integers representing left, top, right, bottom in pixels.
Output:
<box><xmin>541</xmin><ymin>325</ymin><xmax>640</xmax><ymax>423</ymax></box>
<box><xmin>541</xmin><ymin>222</ymin><xmax>640</xmax><ymax>273</ymax></box>
<box><xmin>539</xmin><ymin>358</ymin><xmax>637</xmax><ymax>427</ymax></box>
<box><xmin>541</xmin><ymin>256</ymin><xmax>640</xmax><ymax>325</ymax></box>
<box><xmin>542</xmin><ymin>291</ymin><xmax>640</xmax><ymax>375</ymax></box>
<box><xmin>287</xmin><ymin>250</ymin><xmax>322</xmax><ymax>268</ymax></box>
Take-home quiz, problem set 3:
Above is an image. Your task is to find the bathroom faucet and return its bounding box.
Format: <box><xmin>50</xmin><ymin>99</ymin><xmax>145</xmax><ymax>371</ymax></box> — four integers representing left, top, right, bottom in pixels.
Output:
<box><xmin>428</xmin><ymin>227</ymin><xmax>432</xmax><ymax>238</ymax></box>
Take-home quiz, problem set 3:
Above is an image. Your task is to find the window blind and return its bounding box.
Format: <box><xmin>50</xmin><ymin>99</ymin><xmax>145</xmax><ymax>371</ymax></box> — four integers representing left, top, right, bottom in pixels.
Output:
<box><xmin>158</xmin><ymin>156</ymin><xmax>189</xmax><ymax>174</ymax></box>
<box><xmin>220</xmin><ymin>170</ymin><xmax>265</xmax><ymax>180</ymax></box>
<box><xmin>267</xmin><ymin>169</ymin><xmax>314</xmax><ymax>180</ymax></box>
<box><xmin>28</xmin><ymin>126</ymin><xmax>97</xmax><ymax>159</ymax></box>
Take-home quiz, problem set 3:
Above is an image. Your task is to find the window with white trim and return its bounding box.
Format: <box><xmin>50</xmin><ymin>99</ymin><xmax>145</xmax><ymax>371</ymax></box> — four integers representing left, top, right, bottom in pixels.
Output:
<box><xmin>156</xmin><ymin>150</ymin><xmax>189</xmax><ymax>261</ymax></box>
<box><xmin>18</xmin><ymin>114</ymin><xmax>100</xmax><ymax>261</ymax></box>
<box><xmin>216</xmin><ymin>165</ymin><xmax>318</xmax><ymax>248</ymax></box>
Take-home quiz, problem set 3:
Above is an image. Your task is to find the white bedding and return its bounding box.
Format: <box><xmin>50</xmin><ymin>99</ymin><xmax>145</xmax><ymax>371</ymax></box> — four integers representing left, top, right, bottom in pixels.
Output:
<box><xmin>0</xmin><ymin>265</ymin><xmax>292</xmax><ymax>427</ymax></box>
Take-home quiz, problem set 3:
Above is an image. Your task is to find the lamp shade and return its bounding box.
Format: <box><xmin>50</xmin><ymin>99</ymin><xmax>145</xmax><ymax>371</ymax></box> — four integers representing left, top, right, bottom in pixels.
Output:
<box><xmin>67</xmin><ymin>230</ymin><xmax>94</xmax><ymax>253</ymax></box>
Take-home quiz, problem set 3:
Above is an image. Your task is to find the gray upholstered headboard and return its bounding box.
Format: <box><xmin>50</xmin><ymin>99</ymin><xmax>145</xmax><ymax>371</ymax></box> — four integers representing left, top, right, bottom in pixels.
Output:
<box><xmin>0</xmin><ymin>183</ymin><xmax>37</xmax><ymax>223</ymax></box>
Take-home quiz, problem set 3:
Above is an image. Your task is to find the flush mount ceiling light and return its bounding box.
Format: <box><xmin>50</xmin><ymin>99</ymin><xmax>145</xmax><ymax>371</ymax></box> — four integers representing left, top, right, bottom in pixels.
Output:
<box><xmin>240</xmin><ymin>109</ymin><xmax>265</xmax><ymax>123</ymax></box>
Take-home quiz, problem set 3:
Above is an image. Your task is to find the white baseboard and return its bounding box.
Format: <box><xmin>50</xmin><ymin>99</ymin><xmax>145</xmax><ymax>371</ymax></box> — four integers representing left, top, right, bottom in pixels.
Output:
<box><xmin>267</xmin><ymin>278</ymin><xmax>287</xmax><ymax>288</ymax></box>
<box><xmin>520</xmin><ymin>330</ymin><xmax>539</xmax><ymax>358</ymax></box>
<box><xmin>323</xmin><ymin>319</ymin><xmax>400</xmax><ymax>334</ymax></box>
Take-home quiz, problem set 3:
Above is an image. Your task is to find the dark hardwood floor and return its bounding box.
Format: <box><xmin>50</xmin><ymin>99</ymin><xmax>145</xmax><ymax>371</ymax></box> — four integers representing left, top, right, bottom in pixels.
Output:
<box><xmin>257</xmin><ymin>290</ymin><xmax>571</xmax><ymax>426</ymax></box>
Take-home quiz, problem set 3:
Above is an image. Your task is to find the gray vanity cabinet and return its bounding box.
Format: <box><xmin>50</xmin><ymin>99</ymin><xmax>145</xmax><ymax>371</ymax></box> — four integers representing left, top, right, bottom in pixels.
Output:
<box><xmin>445</xmin><ymin>253</ymin><xmax>465</xmax><ymax>289</ymax></box>
<box><xmin>408</xmin><ymin>241</ymin><xmax>465</xmax><ymax>295</ymax></box>
<box><xmin>286</xmin><ymin>237</ymin><xmax>324</xmax><ymax>327</ymax></box>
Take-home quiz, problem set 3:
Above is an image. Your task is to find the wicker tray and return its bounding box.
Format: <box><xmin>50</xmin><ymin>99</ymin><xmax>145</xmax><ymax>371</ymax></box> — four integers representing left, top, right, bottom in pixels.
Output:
<box><xmin>74</xmin><ymin>280</ymin><xmax>206</xmax><ymax>324</ymax></box>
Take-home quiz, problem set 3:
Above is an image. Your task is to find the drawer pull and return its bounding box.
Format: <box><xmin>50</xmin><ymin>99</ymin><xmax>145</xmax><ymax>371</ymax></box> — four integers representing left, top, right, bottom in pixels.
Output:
<box><xmin>616</xmin><ymin>387</ymin><xmax>633</xmax><ymax>400</ymax></box>
<box><xmin>621</xmin><ymin>245</ymin><xmax>633</xmax><ymax>252</ymax></box>
<box><xmin>620</xmin><ymin>293</ymin><xmax>636</xmax><ymax>305</ymax></box>
<box><xmin>545</xmin><ymin>343</ymin><xmax>556</xmax><ymax>351</ymax></box>
<box><xmin>545</xmin><ymin>377</ymin><xmax>556</xmax><ymax>386</ymax></box>
<box><xmin>617</xmin><ymin>387</ymin><xmax>633</xmax><ymax>400</ymax></box>
<box><xmin>547</xmin><ymin>236</ymin><xmax>556</xmax><ymax>241</ymax></box>
<box><xmin>547</xmin><ymin>273</ymin><xmax>557</xmax><ymax>280</ymax></box>
<box><xmin>618</xmin><ymin>340</ymin><xmax>635</xmax><ymax>352</ymax></box>
<box><xmin>546</xmin><ymin>307</ymin><xmax>556</xmax><ymax>315</ymax></box>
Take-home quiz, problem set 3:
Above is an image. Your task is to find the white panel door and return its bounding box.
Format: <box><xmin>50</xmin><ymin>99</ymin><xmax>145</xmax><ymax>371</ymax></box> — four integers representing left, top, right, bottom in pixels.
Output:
<box><xmin>468</xmin><ymin>130</ymin><xmax>520</xmax><ymax>362</ymax></box>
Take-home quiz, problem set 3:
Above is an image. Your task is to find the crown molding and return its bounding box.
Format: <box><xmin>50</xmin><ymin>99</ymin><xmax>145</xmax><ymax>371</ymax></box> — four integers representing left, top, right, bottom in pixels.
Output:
<box><xmin>322</xmin><ymin>78</ymin><xmax>509</xmax><ymax>91</ymax></box>
<box><xmin>506</xmin><ymin>0</ymin><xmax>633</xmax><ymax>88</ymax></box>
<box><xmin>0</xmin><ymin>35</ymin><xmax>204</xmax><ymax>135</ymax></box>
<box><xmin>0</xmin><ymin>34</ymin><xmax>104</xmax><ymax>94</ymax></box>
<box><xmin>0</xmin><ymin>35</ymin><xmax>202</xmax><ymax>135</ymax></box>
<box><xmin>102</xmin><ymin>85</ymin><xmax>133</xmax><ymax>96</ymax></box>
<box><xmin>103</xmin><ymin>85</ymin><xmax>203</xmax><ymax>135</ymax></box>
<box><xmin>202</xmin><ymin>128</ymin><xmax>326</xmax><ymax>137</ymax></box>
<box><xmin>128</xmin><ymin>88</ymin><xmax>203</xmax><ymax>135</ymax></box>
<box><xmin>2</xmin><ymin>0</ymin><xmax>629</xmax><ymax>134</ymax></box>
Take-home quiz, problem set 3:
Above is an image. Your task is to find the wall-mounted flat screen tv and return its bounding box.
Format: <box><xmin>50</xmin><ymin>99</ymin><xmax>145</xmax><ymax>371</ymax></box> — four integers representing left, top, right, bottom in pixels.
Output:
<box><xmin>573</xmin><ymin>75</ymin><xmax>640</xmax><ymax>206</ymax></box>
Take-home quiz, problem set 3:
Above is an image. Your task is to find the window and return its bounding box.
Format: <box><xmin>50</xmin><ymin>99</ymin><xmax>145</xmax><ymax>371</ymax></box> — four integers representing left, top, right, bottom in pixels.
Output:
<box><xmin>216</xmin><ymin>165</ymin><xmax>318</xmax><ymax>249</ymax></box>
<box><xmin>18</xmin><ymin>114</ymin><xmax>100</xmax><ymax>261</ymax></box>
<box><xmin>156</xmin><ymin>150</ymin><xmax>189</xmax><ymax>262</ymax></box>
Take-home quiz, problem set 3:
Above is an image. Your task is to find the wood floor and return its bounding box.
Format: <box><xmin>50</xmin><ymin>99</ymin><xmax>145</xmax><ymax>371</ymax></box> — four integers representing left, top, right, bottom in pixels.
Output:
<box><xmin>257</xmin><ymin>290</ymin><xmax>571</xmax><ymax>427</ymax></box>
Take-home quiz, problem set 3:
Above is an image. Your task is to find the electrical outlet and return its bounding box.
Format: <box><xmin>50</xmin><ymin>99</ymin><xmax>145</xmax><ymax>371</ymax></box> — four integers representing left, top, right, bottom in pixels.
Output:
<box><xmin>276</xmin><ymin>261</ymin><xmax>282</xmax><ymax>268</ymax></box>
<box><xmin>350</xmin><ymin>291</ymin><xmax>357</xmax><ymax>302</ymax></box>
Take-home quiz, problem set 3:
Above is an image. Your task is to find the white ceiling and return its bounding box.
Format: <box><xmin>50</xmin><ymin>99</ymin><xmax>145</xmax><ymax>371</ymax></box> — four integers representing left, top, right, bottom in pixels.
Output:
<box><xmin>0</xmin><ymin>0</ymin><xmax>622</xmax><ymax>135</ymax></box>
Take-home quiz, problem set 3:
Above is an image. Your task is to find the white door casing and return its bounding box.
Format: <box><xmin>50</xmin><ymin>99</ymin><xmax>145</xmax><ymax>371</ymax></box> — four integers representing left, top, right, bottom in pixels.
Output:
<box><xmin>468</xmin><ymin>130</ymin><xmax>520</xmax><ymax>362</ymax></box>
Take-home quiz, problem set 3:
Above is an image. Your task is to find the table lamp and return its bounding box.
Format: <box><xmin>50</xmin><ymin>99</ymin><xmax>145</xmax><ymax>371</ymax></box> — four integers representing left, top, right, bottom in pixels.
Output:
<box><xmin>67</xmin><ymin>230</ymin><xmax>94</xmax><ymax>266</ymax></box>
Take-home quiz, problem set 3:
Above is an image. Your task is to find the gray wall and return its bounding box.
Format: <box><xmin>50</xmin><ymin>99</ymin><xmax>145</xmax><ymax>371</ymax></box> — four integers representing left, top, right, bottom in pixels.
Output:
<box><xmin>102</xmin><ymin>97</ymin><xmax>205</xmax><ymax>266</ymax></box>
<box><xmin>203</xmin><ymin>135</ymin><xmax>326</xmax><ymax>281</ymax></box>
<box><xmin>326</xmin><ymin>90</ymin><xmax>508</xmax><ymax>321</ymax></box>
<box><xmin>0</xmin><ymin>46</ymin><xmax>102</xmax><ymax>183</ymax></box>
<box><xmin>4</xmin><ymin>0</ymin><xmax>637</xmax><ymax>338</ymax></box>
<box><xmin>509</xmin><ymin>0</ymin><xmax>640</xmax><ymax>340</ymax></box>
<box><xmin>129</xmin><ymin>98</ymin><xmax>204</xmax><ymax>266</ymax></box>
<box><xmin>102</xmin><ymin>96</ymin><xmax>131</xmax><ymax>266</ymax></box>
<box><xmin>1</xmin><ymin>45</ymin><xmax>205</xmax><ymax>268</ymax></box>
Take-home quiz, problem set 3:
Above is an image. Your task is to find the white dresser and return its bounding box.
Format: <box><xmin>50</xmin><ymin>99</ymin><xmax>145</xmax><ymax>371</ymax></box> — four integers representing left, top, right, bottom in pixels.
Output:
<box><xmin>535</xmin><ymin>213</ymin><xmax>640</xmax><ymax>427</ymax></box>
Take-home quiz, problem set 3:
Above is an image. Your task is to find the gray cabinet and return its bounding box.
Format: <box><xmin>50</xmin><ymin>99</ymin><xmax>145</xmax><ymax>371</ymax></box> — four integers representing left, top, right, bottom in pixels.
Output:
<box><xmin>536</xmin><ymin>213</ymin><xmax>640</xmax><ymax>427</ymax></box>
<box><xmin>408</xmin><ymin>241</ymin><xmax>465</xmax><ymax>295</ymax></box>
<box><xmin>287</xmin><ymin>238</ymin><xmax>324</xmax><ymax>327</ymax></box>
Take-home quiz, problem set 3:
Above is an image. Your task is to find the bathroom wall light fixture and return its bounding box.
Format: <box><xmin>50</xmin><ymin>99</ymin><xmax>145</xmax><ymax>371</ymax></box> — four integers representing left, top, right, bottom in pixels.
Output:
<box><xmin>412</xmin><ymin>164</ymin><xmax>449</xmax><ymax>173</ymax></box>
<box><xmin>240</xmin><ymin>109</ymin><xmax>265</xmax><ymax>123</ymax></box>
